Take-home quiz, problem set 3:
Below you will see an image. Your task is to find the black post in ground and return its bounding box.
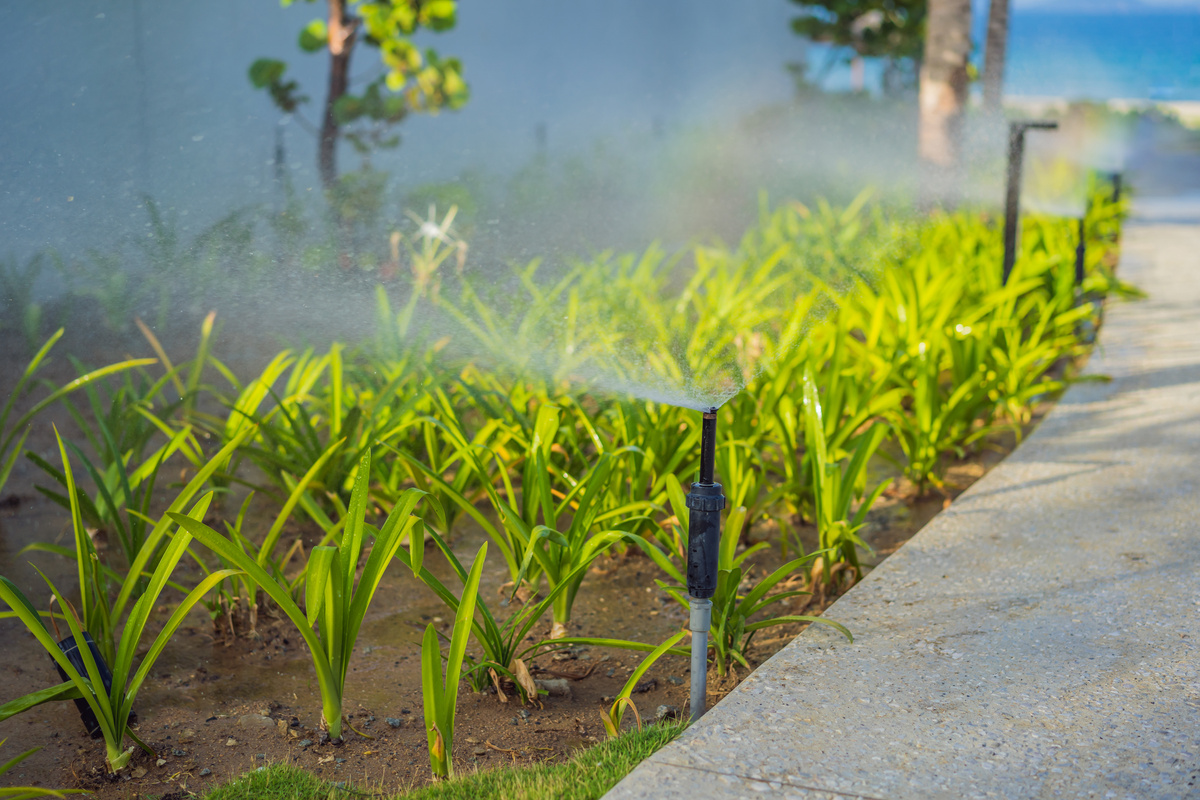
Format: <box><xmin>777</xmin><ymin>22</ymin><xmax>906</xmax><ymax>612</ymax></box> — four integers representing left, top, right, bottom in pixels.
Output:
<box><xmin>1002</xmin><ymin>120</ymin><xmax>1059</xmax><ymax>285</ymax></box>
<box><xmin>1075</xmin><ymin>216</ymin><xmax>1087</xmax><ymax>285</ymax></box>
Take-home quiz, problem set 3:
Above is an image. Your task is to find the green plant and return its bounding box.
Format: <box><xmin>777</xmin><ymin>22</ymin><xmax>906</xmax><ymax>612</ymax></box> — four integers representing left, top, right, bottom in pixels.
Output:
<box><xmin>0</xmin><ymin>469</ymin><xmax>233</xmax><ymax>772</ymax></box>
<box><xmin>801</xmin><ymin>370</ymin><xmax>891</xmax><ymax>593</ymax></box>
<box><xmin>421</xmin><ymin>542</ymin><xmax>486</xmax><ymax>779</ymax></box>
<box><xmin>599</xmin><ymin>631</ymin><xmax>686</xmax><ymax>738</ymax></box>
<box><xmin>398</xmin><ymin>524</ymin><xmax>674</xmax><ymax>704</ymax></box>
<box><xmin>0</xmin><ymin>330</ymin><xmax>154</xmax><ymax>497</ymax></box>
<box><xmin>511</xmin><ymin>449</ymin><xmax>653</xmax><ymax>635</ymax></box>
<box><xmin>171</xmin><ymin>450</ymin><xmax>428</xmax><ymax>740</ymax></box>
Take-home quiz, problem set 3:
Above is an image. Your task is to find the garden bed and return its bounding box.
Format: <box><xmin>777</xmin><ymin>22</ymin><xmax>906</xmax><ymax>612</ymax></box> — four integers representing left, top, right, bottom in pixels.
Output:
<box><xmin>0</xmin><ymin>345</ymin><xmax>1050</xmax><ymax>799</ymax></box>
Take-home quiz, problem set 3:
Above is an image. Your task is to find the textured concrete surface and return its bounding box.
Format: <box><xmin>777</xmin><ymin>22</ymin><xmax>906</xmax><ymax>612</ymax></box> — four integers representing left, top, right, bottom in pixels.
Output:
<box><xmin>607</xmin><ymin>208</ymin><xmax>1200</xmax><ymax>800</ymax></box>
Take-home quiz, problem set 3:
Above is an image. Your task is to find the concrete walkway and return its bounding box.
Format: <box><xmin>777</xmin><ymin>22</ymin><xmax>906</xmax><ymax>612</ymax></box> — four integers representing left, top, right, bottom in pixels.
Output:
<box><xmin>607</xmin><ymin>206</ymin><xmax>1200</xmax><ymax>800</ymax></box>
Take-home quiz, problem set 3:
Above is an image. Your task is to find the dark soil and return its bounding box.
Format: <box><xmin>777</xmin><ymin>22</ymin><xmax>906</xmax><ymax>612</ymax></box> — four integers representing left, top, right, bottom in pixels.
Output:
<box><xmin>0</xmin><ymin>316</ymin><xmax>1053</xmax><ymax>798</ymax></box>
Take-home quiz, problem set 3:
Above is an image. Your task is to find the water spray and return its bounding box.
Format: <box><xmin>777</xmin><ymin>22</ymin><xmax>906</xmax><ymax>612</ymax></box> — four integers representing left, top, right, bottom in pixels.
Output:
<box><xmin>686</xmin><ymin>407</ymin><xmax>724</xmax><ymax>722</ymax></box>
<box><xmin>1002</xmin><ymin>119</ymin><xmax>1059</xmax><ymax>285</ymax></box>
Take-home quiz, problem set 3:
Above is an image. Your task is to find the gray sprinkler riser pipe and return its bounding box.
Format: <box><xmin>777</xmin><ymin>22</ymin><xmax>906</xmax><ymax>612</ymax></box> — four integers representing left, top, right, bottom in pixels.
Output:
<box><xmin>686</xmin><ymin>409</ymin><xmax>724</xmax><ymax>722</ymax></box>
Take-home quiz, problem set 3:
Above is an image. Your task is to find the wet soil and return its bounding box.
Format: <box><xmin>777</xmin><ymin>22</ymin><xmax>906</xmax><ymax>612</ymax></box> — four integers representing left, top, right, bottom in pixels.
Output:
<box><xmin>0</xmin><ymin>317</ymin><xmax>1058</xmax><ymax>798</ymax></box>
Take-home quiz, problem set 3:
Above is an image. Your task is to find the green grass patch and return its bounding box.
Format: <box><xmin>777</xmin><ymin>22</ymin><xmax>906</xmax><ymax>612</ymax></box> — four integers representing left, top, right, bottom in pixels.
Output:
<box><xmin>204</xmin><ymin>719</ymin><xmax>686</xmax><ymax>800</ymax></box>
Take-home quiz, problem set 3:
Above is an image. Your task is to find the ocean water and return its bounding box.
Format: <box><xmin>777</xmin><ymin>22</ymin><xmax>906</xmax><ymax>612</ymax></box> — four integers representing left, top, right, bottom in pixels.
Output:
<box><xmin>1004</xmin><ymin>10</ymin><xmax>1200</xmax><ymax>100</ymax></box>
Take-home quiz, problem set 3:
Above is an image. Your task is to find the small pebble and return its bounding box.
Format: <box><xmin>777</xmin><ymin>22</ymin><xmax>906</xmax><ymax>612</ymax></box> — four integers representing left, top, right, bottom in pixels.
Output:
<box><xmin>156</xmin><ymin>759</ymin><xmax>166</xmax><ymax>767</ymax></box>
<box><xmin>655</xmin><ymin>704</ymin><xmax>682</xmax><ymax>722</ymax></box>
<box><xmin>299</xmin><ymin>739</ymin><xmax>313</xmax><ymax>748</ymax></box>
<box><xmin>519</xmin><ymin>709</ymin><xmax>530</xmax><ymax>720</ymax></box>
<box><xmin>172</xmin><ymin>749</ymin><xmax>186</xmax><ymax>757</ymax></box>
<box><xmin>199</xmin><ymin>768</ymin><xmax>212</xmax><ymax>777</ymax></box>
<box><xmin>666</xmin><ymin>676</ymin><xmax>683</xmax><ymax>686</ymax></box>
<box><xmin>510</xmin><ymin>716</ymin><xmax>520</xmax><ymax>726</ymax></box>
<box><xmin>255</xmin><ymin>754</ymin><xmax>266</xmax><ymax>761</ymax></box>
<box><xmin>336</xmin><ymin>758</ymin><xmax>346</xmax><ymax>764</ymax></box>
<box><xmin>606</xmin><ymin>668</ymin><xmax>616</xmax><ymax>678</ymax></box>
<box><xmin>385</xmin><ymin>718</ymin><xmax>402</xmax><ymax>729</ymax></box>
<box><xmin>225</xmin><ymin>738</ymin><xmax>237</xmax><ymax>747</ymax></box>
<box><xmin>473</xmin><ymin>747</ymin><xmax>487</xmax><ymax>756</ymax></box>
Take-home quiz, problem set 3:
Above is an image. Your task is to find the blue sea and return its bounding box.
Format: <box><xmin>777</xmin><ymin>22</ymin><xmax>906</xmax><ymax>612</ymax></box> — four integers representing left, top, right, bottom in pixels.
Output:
<box><xmin>1004</xmin><ymin>10</ymin><xmax>1200</xmax><ymax>100</ymax></box>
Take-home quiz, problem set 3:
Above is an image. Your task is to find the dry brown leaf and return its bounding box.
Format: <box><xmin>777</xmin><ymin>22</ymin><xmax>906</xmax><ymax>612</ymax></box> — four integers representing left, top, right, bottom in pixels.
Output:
<box><xmin>489</xmin><ymin>667</ymin><xmax>509</xmax><ymax>703</ymax></box>
<box><xmin>511</xmin><ymin>658</ymin><xmax>539</xmax><ymax>706</ymax></box>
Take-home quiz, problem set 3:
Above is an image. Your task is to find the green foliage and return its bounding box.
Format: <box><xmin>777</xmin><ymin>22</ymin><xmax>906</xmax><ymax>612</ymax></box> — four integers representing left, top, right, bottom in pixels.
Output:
<box><xmin>0</xmin><ymin>460</ymin><xmax>231</xmax><ymax>772</ymax></box>
<box><xmin>790</xmin><ymin>1</ymin><xmax>927</xmax><ymax>68</ymax></box>
<box><xmin>801</xmin><ymin>369</ymin><xmax>891</xmax><ymax>591</ymax></box>
<box><xmin>0</xmin><ymin>330</ymin><xmax>155</xmax><ymax>499</ymax></box>
<box><xmin>172</xmin><ymin>450</ymin><xmax>428</xmax><ymax>740</ymax></box>
<box><xmin>420</xmin><ymin>542</ymin><xmax>485</xmax><ymax>779</ymax></box>
<box><xmin>598</xmin><ymin>631</ymin><xmax>686</xmax><ymax>738</ymax></box>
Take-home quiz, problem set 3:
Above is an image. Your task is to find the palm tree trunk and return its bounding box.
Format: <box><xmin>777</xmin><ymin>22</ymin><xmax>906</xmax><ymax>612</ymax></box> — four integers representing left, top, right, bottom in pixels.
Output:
<box><xmin>982</xmin><ymin>0</ymin><xmax>1010</xmax><ymax>113</ymax></box>
<box><xmin>918</xmin><ymin>0</ymin><xmax>973</xmax><ymax>169</ymax></box>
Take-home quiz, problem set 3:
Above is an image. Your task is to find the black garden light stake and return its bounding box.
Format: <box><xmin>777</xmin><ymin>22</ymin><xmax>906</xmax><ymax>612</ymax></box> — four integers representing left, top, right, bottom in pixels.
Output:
<box><xmin>686</xmin><ymin>407</ymin><xmax>724</xmax><ymax>722</ymax></box>
<box><xmin>1075</xmin><ymin>215</ymin><xmax>1086</xmax><ymax>286</ymax></box>
<box><xmin>1002</xmin><ymin>119</ymin><xmax>1059</xmax><ymax>285</ymax></box>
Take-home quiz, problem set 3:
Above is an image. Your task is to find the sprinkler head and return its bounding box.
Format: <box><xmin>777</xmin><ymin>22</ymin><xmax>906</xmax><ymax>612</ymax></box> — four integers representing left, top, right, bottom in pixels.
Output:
<box><xmin>686</xmin><ymin>408</ymin><xmax>725</xmax><ymax>599</ymax></box>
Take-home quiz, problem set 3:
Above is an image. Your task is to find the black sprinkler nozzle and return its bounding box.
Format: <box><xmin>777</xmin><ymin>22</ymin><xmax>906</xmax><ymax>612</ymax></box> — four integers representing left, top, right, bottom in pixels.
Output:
<box><xmin>54</xmin><ymin>633</ymin><xmax>115</xmax><ymax>739</ymax></box>
<box><xmin>687</xmin><ymin>409</ymin><xmax>725</xmax><ymax>599</ymax></box>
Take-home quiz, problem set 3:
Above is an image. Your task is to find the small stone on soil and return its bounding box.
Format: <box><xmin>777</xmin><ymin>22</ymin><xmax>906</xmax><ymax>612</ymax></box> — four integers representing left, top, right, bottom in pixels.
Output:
<box><xmin>473</xmin><ymin>747</ymin><xmax>487</xmax><ymax>756</ymax></box>
<box><xmin>385</xmin><ymin>718</ymin><xmax>402</xmax><ymax>728</ymax></box>
<box><xmin>632</xmin><ymin>678</ymin><xmax>658</xmax><ymax>694</ymax></box>
<box><xmin>299</xmin><ymin>739</ymin><xmax>314</xmax><ymax>748</ymax></box>
<box><xmin>666</xmin><ymin>676</ymin><xmax>683</xmax><ymax>686</ymax></box>
<box><xmin>132</xmin><ymin>767</ymin><xmax>147</xmax><ymax>779</ymax></box>
<box><xmin>655</xmin><ymin>705</ymin><xmax>681</xmax><ymax>722</ymax></box>
<box><xmin>156</xmin><ymin>758</ymin><xmax>167</xmax><ymax>767</ymax></box>
<box><xmin>535</xmin><ymin>678</ymin><xmax>572</xmax><ymax>697</ymax></box>
<box><xmin>225</xmin><ymin>738</ymin><xmax>238</xmax><ymax>747</ymax></box>
<box><xmin>237</xmin><ymin>713</ymin><xmax>275</xmax><ymax>731</ymax></box>
<box><xmin>173</xmin><ymin>748</ymin><xmax>186</xmax><ymax>757</ymax></box>
<box><xmin>199</xmin><ymin>768</ymin><xmax>212</xmax><ymax>777</ymax></box>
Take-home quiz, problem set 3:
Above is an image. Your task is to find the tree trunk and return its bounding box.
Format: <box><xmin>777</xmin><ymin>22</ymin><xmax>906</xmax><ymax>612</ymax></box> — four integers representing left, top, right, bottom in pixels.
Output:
<box><xmin>918</xmin><ymin>0</ymin><xmax>972</xmax><ymax>169</ymax></box>
<box><xmin>982</xmin><ymin>0</ymin><xmax>1010</xmax><ymax>112</ymax></box>
<box><xmin>318</xmin><ymin>0</ymin><xmax>358</xmax><ymax>192</ymax></box>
